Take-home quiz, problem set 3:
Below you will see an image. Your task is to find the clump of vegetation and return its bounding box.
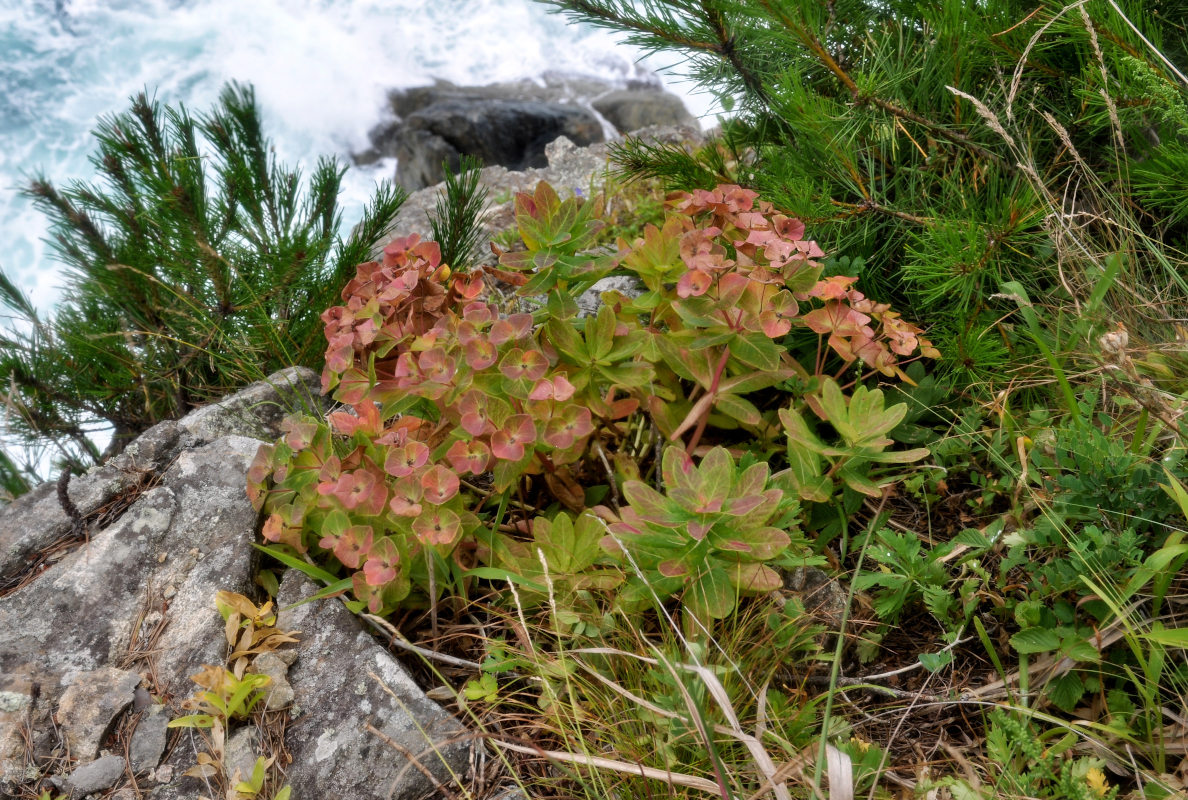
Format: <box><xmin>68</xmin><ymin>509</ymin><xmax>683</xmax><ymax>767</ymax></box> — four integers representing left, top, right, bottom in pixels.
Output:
<box><xmin>169</xmin><ymin>590</ymin><xmax>297</xmax><ymax>800</ymax></box>
<box><xmin>247</xmin><ymin>178</ymin><xmax>933</xmax><ymax>621</ymax></box>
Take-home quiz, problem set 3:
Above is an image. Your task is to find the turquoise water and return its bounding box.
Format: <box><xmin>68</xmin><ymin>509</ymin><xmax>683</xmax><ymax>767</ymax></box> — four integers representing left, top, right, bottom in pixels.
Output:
<box><xmin>0</xmin><ymin>0</ymin><xmax>706</xmax><ymax>312</ymax></box>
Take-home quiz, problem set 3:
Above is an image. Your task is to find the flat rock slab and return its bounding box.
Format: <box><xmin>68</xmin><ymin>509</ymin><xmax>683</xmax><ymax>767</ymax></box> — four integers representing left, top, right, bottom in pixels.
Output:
<box><xmin>66</xmin><ymin>753</ymin><xmax>126</xmax><ymax>796</ymax></box>
<box><xmin>278</xmin><ymin>572</ymin><xmax>471</xmax><ymax>800</ymax></box>
<box><xmin>56</xmin><ymin>666</ymin><xmax>141</xmax><ymax>760</ymax></box>
<box><xmin>0</xmin><ymin>432</ymin><xmax>266</xmax><ymax>796</ymax></box>
<box><xmin>128</xmin><ymin>705</ymin><xmax>170</xmax><ymax>773</ymax></box>
<box><xmin>0</xmin><ymin>366</ymin><xmax>323</xmax><ymax>590</ymax></box>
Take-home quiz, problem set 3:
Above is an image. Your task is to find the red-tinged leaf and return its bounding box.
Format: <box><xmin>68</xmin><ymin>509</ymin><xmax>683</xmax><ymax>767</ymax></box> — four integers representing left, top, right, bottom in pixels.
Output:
<box><xmin>412</xmin><ymin>508</ymin><xmax>462</xmax><ymax>547</ymax></box>
<box><xmin>362</xmin><ymin>537</ymin><xmax>400</xmax><ymax>586</ymax></box>
<box><xmin>418</xmin><ymin>348</ymin><xmax>456</xmax><ymax>384</ymax></box>
<box><xmin>333</xmin><ymin>366</ymin><xmax>372</xmax><ymax>405</ymax></box>
<box><xmin>802</xmin><ymin>301</ymin><xmax>873</xmax><ymax>339</ymax></box>
<box><xmin>688</xmin><ymin>520</ymin><xmax>712</xmax><ymax>540</ymax></box>
<box><xmin>334</xmin><ymin>525</ymin><xmax>374</xmax><ymax>569</ymax></box>
<box><xmin>463</xmin><ymin>302</ymin><xmax>497</xmax><ymax>324</ymax></box>
<box><xmin>542</xmin><ymin>405</ymin><xmax>594</xmax><ymax>450</ymax></box>
<box><xmin>773</xmin><ymin>214</ymin><xmax>805</xmax><ymax>241</ymax></box>
<box><xmin>482</xmin><ymin>264</ymin><xmax>529</xmax><ymax>286</ymax></box>
<box><xmin>528</xmin><ymin>374</ymin><xmax>576</xmax><ymax>402</ymax></box>
<box><xmin>446</xmin><ymin>439</ymin><xmax>491</xmax><ymax>475</ymax></box>
<box><xmin>328</xmin><ymin>400</ymin><xmax>382</xmax><ymax>437</ymax></box>
<box><xmin>608</xmin><ymin>396</ymin><xmax>639</xmax><ymax>419</ymax></box>
<box><xmin>491</xmin><ymin>414</ymin><xmax>536</xmax><ymax>461</ymax></box>
<box><xmin>488</xmin><ymin>313</ymin><xmax>534</xmax><ymax>345</ymax></box>
<box><xmin>499</xmin><ymin>348</ymin><xmax>549</xmax><ymax>382</ymax></box>
<box><xmin>464</xmin><ymin>338</ymin><xmax>497</xmax><ymax>370</ymax></box>
<box><xmin>744</xmin><ymin>527</ymin><xmax>791</xmax><ymax>560</ymax></box>
<box><xmin>452</xmin><ymin>272</ymin><xmax>485</xmax><ymax>300</ymax></box>
<box><xmin>421</xmin><ymin>465</ymin><xmax>460</xmax><ymax>505</ymax></box>
<box><xmin>809</xmin><ymin>275</ymin><xmax>859</xmax><ymax>300</ymax></box>
<box><xmin>282</xmin><ymin>419</ymin><xmax>320</xmax><ymax>451</ymax></box>
<box><xmin>383</xmin><ymin>441</ymin><xmax>430</xmax><ymax>477</ymax></box>
<box><xmin>677</xmin><ymin>269</ymin><xmax>713</xmax><ymax>298</ymax></box>
<box><xmin>728</xmin><ymin>562</ymin><xmax>783</xmax><ymax>593</ymax></box>
<box><xmin>658</xmin><ymin>559</ymin><xmax>689</xmax><ymax>578</ymax></box>
<box><xmin>621</xmin><ymin>480</ymin><xmax>674</xmax><ymax>524</ymax></box>
<box><xmin>388</xmin><ymin>481</ymin><xmax>423</xmax><ymax>517</ymax></box>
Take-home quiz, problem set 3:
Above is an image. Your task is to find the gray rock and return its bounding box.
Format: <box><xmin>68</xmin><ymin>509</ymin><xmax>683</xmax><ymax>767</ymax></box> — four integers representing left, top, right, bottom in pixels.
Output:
<box><xmin>223</xmin><ymin>725</ymin><xmax>260</xmax><ymax>785</ymax></box>
<box><xmin>253</xmin><ymin>652</ymin><xmax>295</xmax><ymax>711</ymax></box>
<box><xmin>177</xmin><ymin>365</ymin><xmax>325</xmax><ymax>445</ymax></box>
<box><xmin>783</xmin><ymin>567</ymin><xmax>849</xmax><ymax>630</ymax></box>
<box><xmin>592</xmin><ymin>88</ymin><xmax>695</xmax><ymax>134</ymax></box>
<box><xmin>277</xmin><ymin>572</ymin><xmax>470</xmax><ymax>800</ymax></box>
<box><xmin>0</xmin><ymin>367</ymin><xmax>323</xmax><ymax>589</ymax></box>
<box><xmin>373</xmin><ymin>124</ymin><xmax>705</xmax><ymax>270</ymax></box>
<box><xmin>66</xmin><ymin>754</ymin><xmax>125</xmax><ymax>796</ymax></box>
<box><xmin>0</xmin><ymin>671</ymin><xmax>36</xmax><ymax>787</ymax></box>
<box><xmin>0</xmin><ymin>435</ymin><xmax>262</xmax><ymax>796</ymax></box>
<box><xmin>128</xmin><ymin>705</ymin><xmax>170</xmax><ymax>773</ymax></box>
<box><xmin>577</xmin><ymin>276</ymin><xmax>647</xmax><ymax>318</ymax></box>
<box><xmin>56</xmin><ymin>666</ymin><xmax>141</xmax><ymax>760</ymax></box>
<box><xmin>394</xmin><ymin>98</ymin><xmax>604</xmax><ymax>191</ymax></box>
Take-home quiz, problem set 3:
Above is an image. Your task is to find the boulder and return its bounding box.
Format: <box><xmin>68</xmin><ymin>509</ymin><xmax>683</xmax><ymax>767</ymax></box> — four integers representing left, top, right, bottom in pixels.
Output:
<box><xmin>373</xmin><ymin>123</ymin><xmax>705</xmax><ymax>269</ymax></box>
<box><xmin>592</xmin><ymin>88</ymin><xmax>695</xmax><ymax>134</ymax></box>
<box><xmin>355</xmin><ymin>76</ymin><xmax>696</xmax><ymax>190</ymax></box>
<box><xmin>277</xmin><ymin>572</ymin><xmax>471</xmax><ymax>800</ymax></box>
<box><xmin>0</xmin><ymin>367</ymin><xmax>466</xmax><ymax>800</ymax></box>
<box><xmin>394</xmin><ymin>96</ymin><xmax>604</xmax><ymax>190</ymax></box>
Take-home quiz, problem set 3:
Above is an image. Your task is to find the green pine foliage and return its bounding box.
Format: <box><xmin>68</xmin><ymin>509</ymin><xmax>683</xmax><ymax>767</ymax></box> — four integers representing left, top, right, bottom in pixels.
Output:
<box><xmin>0</xmin><ymin>83</ymin><xmax>406</xmax><ymax>475</ymax></box>
<box><xmin>540</xmin><ymin>0</ymin><xmax>1188</xmax><ymax>394</ymax></box>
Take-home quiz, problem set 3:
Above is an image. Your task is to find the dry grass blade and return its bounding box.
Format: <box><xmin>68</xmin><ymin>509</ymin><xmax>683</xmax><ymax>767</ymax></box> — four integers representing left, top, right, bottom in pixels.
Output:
<box><xmin>945</xmin><ymin>87</ymin><xmax>1015</xmax><ymax>149</ymax></box>
<box><xmin>825</xmin><ymin>744</ymin><xmax>854</xmax><ymax>800</ymax></box>
<box><xmin>566</xmin><ymin>645</ymin><xmax>794</xmax><ymax>800</ymax></box>
<box><xmin>489</xmin><ymin>738</ymin><xmax>722</xmax><ymax>794</ymax></box>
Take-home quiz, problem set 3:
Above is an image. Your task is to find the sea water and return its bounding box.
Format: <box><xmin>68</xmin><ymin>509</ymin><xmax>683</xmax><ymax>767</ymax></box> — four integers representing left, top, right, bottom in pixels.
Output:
<box><xmin>0</xmin><ymin>0</ymin><xmax>711</xmax><ymax>313</ymax></box>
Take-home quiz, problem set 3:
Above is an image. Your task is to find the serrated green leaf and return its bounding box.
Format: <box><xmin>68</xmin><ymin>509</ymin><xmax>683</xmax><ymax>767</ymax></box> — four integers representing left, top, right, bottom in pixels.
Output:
<box><xmin>918</xmin><ymin>650</ymin><xmax>954</xmax><ymax>672</ymax></box>
<box><xmin>1046</xmin><ymin>673</ymin><xmax>1086</xmax><ymax>712</ymax></box>
<box><xmin>1010</xmin><ymin>627</ymin><xmax>1061</xmax><ymax>654</ymax></box>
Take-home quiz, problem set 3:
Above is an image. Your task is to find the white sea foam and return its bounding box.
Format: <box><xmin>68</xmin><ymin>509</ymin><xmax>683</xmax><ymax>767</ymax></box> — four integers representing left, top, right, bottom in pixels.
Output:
<box><xmin>0</xmin><ymin>0</ymin><xmax>715</xmax><ymax>313</ymax></box>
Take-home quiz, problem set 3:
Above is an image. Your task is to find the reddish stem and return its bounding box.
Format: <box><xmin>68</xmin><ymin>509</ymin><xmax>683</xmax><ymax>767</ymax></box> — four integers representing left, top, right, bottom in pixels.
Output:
<box><xmin>686</xmin><ymin>346</ymin><xmax>731</xmax><ymax>454</ymax></box>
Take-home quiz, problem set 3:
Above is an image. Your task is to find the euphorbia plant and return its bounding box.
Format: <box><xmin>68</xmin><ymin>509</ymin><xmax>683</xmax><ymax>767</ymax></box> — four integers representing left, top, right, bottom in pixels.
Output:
<box><xmin>602</xmin><ymin>446</ymin><xmax>805</xmax><ymax>625</ymax></box>
<box><xmin>247</xmin><ymin>177</ymin><xmax>937</xmax><ymax>618</ymax></box>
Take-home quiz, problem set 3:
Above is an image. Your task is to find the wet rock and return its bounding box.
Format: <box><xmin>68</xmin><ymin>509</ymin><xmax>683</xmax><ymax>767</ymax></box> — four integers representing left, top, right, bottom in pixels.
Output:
<box><xmin>395</xmin><ymin>98</ymin><xmax>603</xmax><ymax>191</ymax></box>
<box><xmin>128</xmin><ymin>705</ymin><xmax>170</xmax><ymax>773</ymax></box>
<box><xmin>277</xmin><ymin>572</ymin><xmax>470</xmax><ymax>800</ymax></box>
<box><xmin>592</xmin><ymin>88</ymin><xmax>695</xmax><ymax>133</ymax></box>
<box><xmin>366</xmin><ymin>76</ymin><xmax>695</xmax><ymax>191</ymax></box>
<box><xmin>66</xmin><ymin>754</ymin><xmax>125</xmax><ymax>797</ymax></box>
<box><xmin>56</xmin><ymin>666</ymin><xmax>141</xmax><ymax>760</ymax></box>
